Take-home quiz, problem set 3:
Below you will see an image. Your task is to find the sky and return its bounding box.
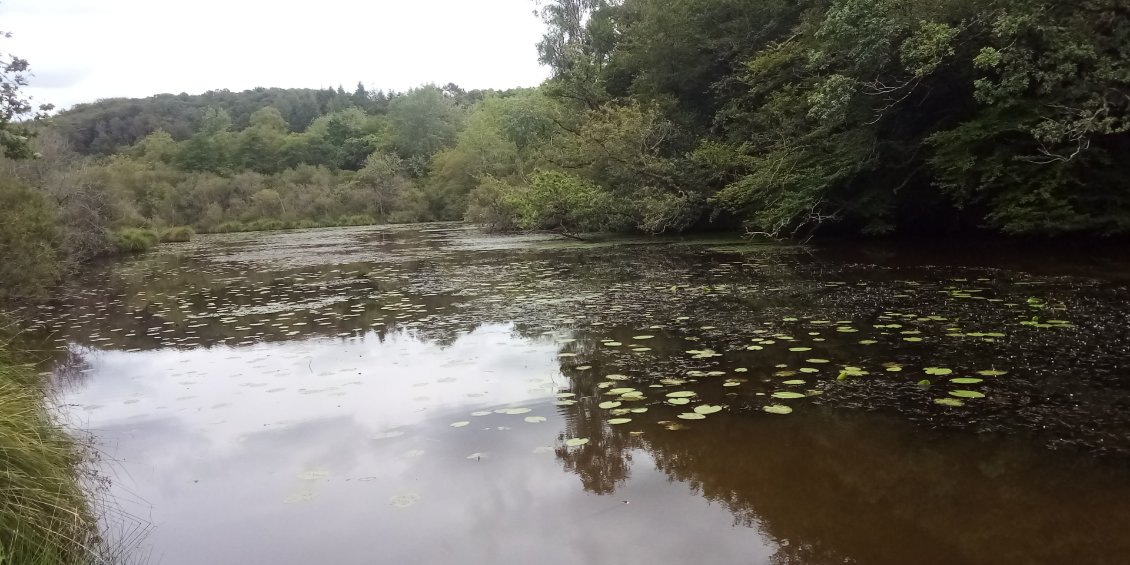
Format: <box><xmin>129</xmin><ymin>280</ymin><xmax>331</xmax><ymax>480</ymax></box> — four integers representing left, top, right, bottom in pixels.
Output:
<box><xmin>2</xmin><ymin>0</ymin><xmax>551</xmax><ymax>111</ymax></box>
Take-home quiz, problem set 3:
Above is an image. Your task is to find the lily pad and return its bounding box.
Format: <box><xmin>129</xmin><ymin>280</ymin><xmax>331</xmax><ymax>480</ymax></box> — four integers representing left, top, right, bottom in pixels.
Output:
<box><xmin>924</xmin><ymin>367</ymin><xmax>953</xmax><ymax>376</ymax></box>
<box><xmin>977</xmin><ymin>369</ymin><xmax>1008</xmax><ymax>376</ymax></box>
<box><xmin>598</xmin><ymin>401</ymin><xmax>622</xmax><ymax>409</ymax></box>
<box><xmin>788</xmin><ymin>347</ymin><xmax>813</xmax><ymax>352</ymax></box>
<box><xmin>668</xmin><ymin>397</ymin><xmax>691</xmax><ymax>405</ymax></box>
<box><xmin>450</xmin><ymin>421</ymin><xmax>470</xmax><ymax>428</ymax></box>
<box><xmin>949</xmin><ymin>390</ymin><xmax>986</xmax><ymax>399</ymax></box>
<box><xmin>564</xmin><ymin>437</ymin><xmax>590</xmax><ymax>447</ymax></box>
<box><xmin>949</xmin><ymin>377</ymin><xmax>983</xmax><ymax>384</ymax></box>
<box><xmin>693</xmin><ymin>404</ymin><xmax>723</xmax><ymax>415</ymax></box>
<box><xmin>677</xmin><ymin>413</ymin><xmax>707</xmax><ymax>420</ymax></box>
<box><xmin>763</xmin><ymin>404</ymin><xmax>793</xmax><ymax>415</ymax></box>
<box><xmin>771</xmin><ymin>391</ymin><xmax>806</xmax><ymax>399</ymax></box>
<box><xmin>934</xmin><ymin>398</ymin><xmax>965</xmax><ymax>407</ymax></box>
<box><xmin>783</xmin><ymin>379</ymin><xmax>806</xmax><ymax>385</ymax></box>
<box><xmin>524</xmin><ymin>416</ymin><xmax>547</xmax><ymax>423</ymax></box>
<box><xmin>666</xmin><ymin>391</ymin><xmax>697</xmax><ymax>398</ymax></box>
<box><xmin>608</xmin><ymin>418</ymin><xmax>632</xmax><ymax>425</ymax></box>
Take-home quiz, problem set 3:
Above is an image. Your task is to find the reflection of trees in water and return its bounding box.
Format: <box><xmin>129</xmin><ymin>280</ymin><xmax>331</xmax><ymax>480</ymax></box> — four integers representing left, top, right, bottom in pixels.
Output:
<box><xmin>49</xmin><ymin>345</ymin><xmax>96</xmax><ymax>391</ymax></box>
<box><xmin>555</xmin><ymin>381</ymin><xmax>1130</xmax><ymax>565</ymax></box>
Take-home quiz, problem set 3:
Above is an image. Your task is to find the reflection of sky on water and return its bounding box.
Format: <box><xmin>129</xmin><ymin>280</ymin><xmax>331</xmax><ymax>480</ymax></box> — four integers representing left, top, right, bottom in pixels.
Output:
<box><xmin>64</xmin><ymin>324</ymin><xmax>775</xmax><ymax>565</ymax></box>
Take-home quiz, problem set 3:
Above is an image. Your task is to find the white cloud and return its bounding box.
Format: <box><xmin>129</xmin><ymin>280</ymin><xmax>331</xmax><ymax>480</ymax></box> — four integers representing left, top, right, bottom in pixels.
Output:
<box><xmin>2</xmin><ymin>0</ymin><xmax>550</xmax><ymax>110</ymax></box>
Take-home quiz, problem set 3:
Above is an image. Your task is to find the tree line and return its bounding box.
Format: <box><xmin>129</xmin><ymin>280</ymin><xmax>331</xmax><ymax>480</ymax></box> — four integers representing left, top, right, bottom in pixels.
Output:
<box><xmin>3</xmin><ymin>0</ymin><xmax>1129</xmax><ymax>298</ymax></box>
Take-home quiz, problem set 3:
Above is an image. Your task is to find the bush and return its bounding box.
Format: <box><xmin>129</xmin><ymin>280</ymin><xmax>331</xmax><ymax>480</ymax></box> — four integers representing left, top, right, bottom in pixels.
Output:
<box><xmin>337</xmin><ymin>214</ymin><xmax>376</xmax><ymax>226</ymax></box>
<box><xmin>159</xmin><ymin>225</ymin><xmax>195</xmax><ymax>242</ymax></box>
<box><xmin>114</xmin><ymin>228</ymin><xmax>159</xmax><ymax>254</ymax></box>
<box><xmin>0</xmin><ymin>179</ymin><xmax>61</xmax><ymax>298</ymax></box>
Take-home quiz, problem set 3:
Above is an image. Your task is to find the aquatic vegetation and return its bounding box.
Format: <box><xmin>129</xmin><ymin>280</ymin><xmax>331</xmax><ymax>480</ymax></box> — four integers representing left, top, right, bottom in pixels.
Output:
<box><xmin>762</xmin><ymin>405</ymin><xmax>793</xmax><ymax>415</ymax></box>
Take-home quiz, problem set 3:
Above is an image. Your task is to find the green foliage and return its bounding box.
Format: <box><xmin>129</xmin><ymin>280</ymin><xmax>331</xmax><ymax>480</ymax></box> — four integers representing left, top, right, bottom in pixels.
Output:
<box><xmin>0</xmin><ymin>179</ymin><xmax>60</xmax><ymax>298</ymax></box>
<box><xmin>159</xmin><ymin>226</ymin><xmax>195</xmax><ymax>242</ymax></box>
<box><xmin>505</xmin><ymin>170</ymin><xmax>625</xmax><ymax>233</ymax></box>
<box><xmin>114</xmin><ymin>227</ymin><xmax>159</xmax><ymax>253</ymax></box>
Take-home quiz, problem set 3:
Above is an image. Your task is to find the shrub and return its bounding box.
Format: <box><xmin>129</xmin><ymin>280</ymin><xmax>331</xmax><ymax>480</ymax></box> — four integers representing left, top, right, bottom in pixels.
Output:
<box><xmin>0</xmin><ymin>179</ymin><xmax>61</xmax><ymax>298</ymax></box>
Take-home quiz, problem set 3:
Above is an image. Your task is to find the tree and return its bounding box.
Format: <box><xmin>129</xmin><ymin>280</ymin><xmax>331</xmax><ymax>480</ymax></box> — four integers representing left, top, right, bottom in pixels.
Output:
<box><xmin>1</xmin><ymin>29</ymin><xmax>52</xmax><ymax>158</ymax></box>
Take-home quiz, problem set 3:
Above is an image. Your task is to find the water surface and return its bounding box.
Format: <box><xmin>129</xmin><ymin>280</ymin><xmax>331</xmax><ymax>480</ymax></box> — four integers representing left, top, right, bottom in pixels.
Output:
<box><xmin>28</xmin><ymin>225</ymin><xmax>1130</xmax><ymax>564</ymax></box>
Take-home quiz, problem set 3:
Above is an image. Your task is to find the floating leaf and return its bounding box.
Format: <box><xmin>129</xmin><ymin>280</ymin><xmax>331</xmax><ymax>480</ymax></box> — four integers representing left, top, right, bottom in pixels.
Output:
<box><xmin>598</xmin><ymin>401</ymin><xmax>622</xmax><ymax>409</ymax></box>
<box><xmin>977</xmin><ymin>370</ymin><xmax>1008</xmax><ymax>376</ymax></box>
<box><xmin>788</xmin><ymin>347</ymin><xmax>813</xmax><ymax>352</ymax></box>
<box><xmin>450</xmin><ymin>421</ymin><xmax>470</xmax><ymax>428</ymax></box>
<box><xmin>771</xmin><ymin>391</ymin><xmax>806</xmax><ymax>399</ymax></box>
<box><xmin>524</xmin><ymin>416</ymin><xmax>547</xmax><ymax>423</ymax></box>
<box><xmin>632</xmin><ymin>335</ymin><xmax>655</xmax><ymax>340</ymax></box>
<box><xmin>630</xmin><ymin>407</ymin><xmax>648</xmax><ymax>413</ymax></box>
<box><xmin>666</xmin><ymin>391</ymin><xmax>697</xmax><ymax>398</ymax></box>
<box><xmin>608</xmin><ymin>418</ymin><xmax>632</xmax><ymax>425</ymax></box>
<box><xmin>806</xmin><ymin>358</ymin><xmax>830</xmax><ymax>364</ymax></box>
<box><xmin>607</xmin><ymin>388</ymin><xmax>636</xmax><ymax>395</ymax></box>
<box><xmin>564</xmin><ymin>438</ymin><xmax>590</xmax><ymax>447</ymax></box>
<box><xmin>497</xmin><ymin>407</ymin><xmax>531</xmax><ymax>415</ymax></box>
<box><xmin>694</xmin><ymin>404</ymin><xmax>723</xmax><ymax>415</ymax></box>
<box><xmin>934</xmin><ymin>398</ymin><xmax>965</xmax><ymax>407</ymax></box>
<box><xmin>924</xmin><ymin>367</ymin><xmax>952</xmax><ymax>376</ymax></box>
<box><xmin>949</xmin><ymin>378</ymin><xmax>983</xmax><ymax>384</ymax></box>
<box><xmin>763</xmin><ymin>404</ymin><xmax>793</xmax><ymax>415</ymax></box>
<box><xmin>782</xmin><ymin>379</ymin><xmax>806</xmax><ymax>385</ymax></box>
<box><xmin>949</xmin><ymin>390</ymin><xmax>985</xmax><ymax>399</ymax></box>
<box><xmin>677</xmin><ymin>413</ymin><xmax>707</xmax><ymax>420</ymax></box>
<box><xmin>668</xmin><ymin>397</ymin><xmax>691</xmax><ymax>405</ymax></box>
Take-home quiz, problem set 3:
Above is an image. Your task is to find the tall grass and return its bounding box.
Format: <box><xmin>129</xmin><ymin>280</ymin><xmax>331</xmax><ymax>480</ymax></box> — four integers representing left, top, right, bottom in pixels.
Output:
<box><xmin>0</xmin><ymin>344</ymin><xmax>100</xmax><ymax>564</ymax></box>
<box><xmin>112</xmin><ymin>229</ymin><xmax>159</xmax><ymax>254</ymax></box>
<box><xmin>157</xmin><ymin>226</ymin><xmax>194</xmax><ymax>243</ymax></box>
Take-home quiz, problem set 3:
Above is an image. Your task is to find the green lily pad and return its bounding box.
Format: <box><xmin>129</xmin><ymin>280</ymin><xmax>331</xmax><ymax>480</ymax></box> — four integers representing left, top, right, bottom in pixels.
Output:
<box><xmin>630</xmin><ymin>407</ymin><xmax>649</xmax><ymax>413</ymax></box>
<box><xmin>666</xmin><ymin>391</ymin><xmax>697</xmax><ymax>398</ymax></box>
<box><xmin>564</xmin><ymin>438</ymin><xmax>590</xmax><ymax>447</ymax></box>
<box><xmin>677</xmin><ymin>413</ymin><xmax>707</xmax><ymax>420</ymax></box>
<box><xmin>949</xmin><ymin>390</ymin><xmax>986</xmax><ymax>399</ymax></box>
<box><xmin>977</xmin><ymin>369</ymin><xmax>1008</xmax><ymax>376</ymax></box>
<box><xmin>693</xmin><ymin>404</ymin><xmax>723</xmax><ymax>415</ymax></box>
<box><xmin>632</xmin><ymin>335</ymin><xmax>655</xmax><ymax>340</ymax></box>
<box><xmin>934</xmin><ymin>397</ymin><xmax>965</xmax><ymax>407</ymax></box>
<box><xmin>788</xmin><ymin>347</ymin><xmax>813</xmax><ymax>352</ymax></box>
<box><xmin>771</xmin><ymin>391</ymin><xmax>806</xmax><ymax>399</ymax></box>
<box><xmin>924</xmin><ymin>367</ymin><xmax>953</xmax><ymax>376</ymax></box>
<box><xmin>524</xmin><ymin>416</ymin><xmax>547</xmax><ymax>423</ymax></box>
<box><xmin>668</xmin><ymin>397</ymin><xmax>691</xmax><ymax>405</ymax></box>
<box><xmin>450</xmin><ymin>421</ymin><xmax>470</xmax><ymax>428</ymax></box>
<box><xmin>782</xmin><ymin>379</ymin><xmax>806</xmax><ymax>385</ymax></box>
<box><xmin>497</xmin><ymin>407</ymin><xmax>531</xmax><ymax>415</ymax></box>
<box><xmin>598</xmin><ymin>401</ymin><xmax>622</xmax><ymax>409</ymax></box>
<box><xmin>806</xmin><ymin>358</ymin><xmax>831</xmax><ymax>364</ymax></box>
<box><xmin>608</xmin><ymin>418</ymin><xmax>632</xmax><ymax>425</ymax></box>
<box><xmin>763</xmin><ymin>404</ymin><xmax>793</xmax><ymax>415</ymax></box>
<box><xmin>949</xmin><ymin>377</ymin><xmax>983</xmax><ymax>384</ymax></box>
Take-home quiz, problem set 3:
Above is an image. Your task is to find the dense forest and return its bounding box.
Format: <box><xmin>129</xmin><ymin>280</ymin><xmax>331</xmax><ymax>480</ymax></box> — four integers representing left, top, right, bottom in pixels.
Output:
<box><xmin>2</xmin><ymin>0</ymin><xmax>1129</xmax><ymax>298</ymax></box>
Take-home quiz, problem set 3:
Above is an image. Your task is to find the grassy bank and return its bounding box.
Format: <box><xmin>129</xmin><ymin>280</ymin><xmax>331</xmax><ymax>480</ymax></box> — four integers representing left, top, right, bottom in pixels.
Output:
<box><xmin>0</xmin><ymin>337</ymin><xmax>101</xmax><ymax>564</ymax></box>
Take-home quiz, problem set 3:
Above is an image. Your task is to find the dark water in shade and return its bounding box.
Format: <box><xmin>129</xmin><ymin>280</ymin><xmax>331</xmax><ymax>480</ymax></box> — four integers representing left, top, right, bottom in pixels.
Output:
<box><xmin>26</xmin><ymin>224</ymin><xmax>1130</xmax><ymax>565</ymax></box>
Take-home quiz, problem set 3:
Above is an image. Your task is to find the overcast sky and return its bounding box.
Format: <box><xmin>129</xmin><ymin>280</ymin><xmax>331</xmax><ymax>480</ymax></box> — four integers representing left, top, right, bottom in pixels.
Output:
<box><xmin>2</xmin><ymin>0</ymin><xmax>550</xmax><ymax>111</ymax></box>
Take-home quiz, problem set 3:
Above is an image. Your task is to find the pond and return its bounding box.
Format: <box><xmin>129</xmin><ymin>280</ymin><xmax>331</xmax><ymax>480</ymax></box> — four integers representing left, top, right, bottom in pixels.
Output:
<box><xmin>23</xmin><ymin>224</ymin><xmax>1130</xmax><ymax>564</ymax></box>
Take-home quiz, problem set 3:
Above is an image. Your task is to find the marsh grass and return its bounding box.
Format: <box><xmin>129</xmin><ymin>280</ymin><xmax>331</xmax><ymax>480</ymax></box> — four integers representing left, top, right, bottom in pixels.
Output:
<box><xmin>112</xmin><ymin>229</ymin><xmax>159</xmax><ymax>254</ymax></box>
<box><xmin>157</xmin><ymin>227</ymin><xmax>194</xmax><ymax>243</ymax></box>
<box><xmin>0</xmin><ymin>349</ymin><xmax>96</xmax><ymax>564</ymax></box>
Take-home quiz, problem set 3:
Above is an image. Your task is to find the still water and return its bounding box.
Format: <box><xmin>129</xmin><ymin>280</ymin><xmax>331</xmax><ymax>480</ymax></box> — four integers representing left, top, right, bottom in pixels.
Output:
<box><xmin>27</xmin><ymin>225</ymin><xmax>1130</xmax><ymax>564</ymax></box>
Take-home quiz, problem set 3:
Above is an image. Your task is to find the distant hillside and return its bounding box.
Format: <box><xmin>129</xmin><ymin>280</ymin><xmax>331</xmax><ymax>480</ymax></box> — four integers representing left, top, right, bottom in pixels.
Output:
<box><xmin>50</xmin><ymin>85</ymin><xmax>391</xmax><ymax>154</ymax></box>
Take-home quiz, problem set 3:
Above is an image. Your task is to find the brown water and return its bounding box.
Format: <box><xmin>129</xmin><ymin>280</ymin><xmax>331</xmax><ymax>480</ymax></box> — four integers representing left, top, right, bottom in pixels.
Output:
<box><xmin>26</xmin><ymin>224</ymin><xmax>1130</xmax><ymax>565</ymax></box>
